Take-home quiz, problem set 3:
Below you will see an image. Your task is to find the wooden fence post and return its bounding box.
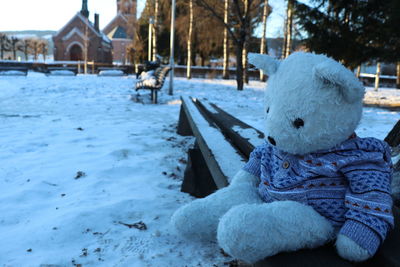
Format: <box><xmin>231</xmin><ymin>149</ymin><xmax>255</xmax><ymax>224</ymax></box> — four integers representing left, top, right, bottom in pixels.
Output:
<box><xmin>374</xmin><ymin>62</ymin><xmax>381</xmax><ymax>91</ymax></box>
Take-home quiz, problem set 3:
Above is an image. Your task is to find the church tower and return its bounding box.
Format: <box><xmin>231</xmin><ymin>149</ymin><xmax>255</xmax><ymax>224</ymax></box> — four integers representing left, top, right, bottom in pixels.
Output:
<box><xmin>80</xmin><ymin>0</ymin><xmax>89</xmax><ymax>18</ymax></box>
<box><xmin>102</xmin><ymin>0</ymin><xmax>137</xmax><ymax>63</ymax></box>
<box><xmin>117</xmin><ymin>0</ymin><xmax>136</xmax><ymax>17</ymax></box>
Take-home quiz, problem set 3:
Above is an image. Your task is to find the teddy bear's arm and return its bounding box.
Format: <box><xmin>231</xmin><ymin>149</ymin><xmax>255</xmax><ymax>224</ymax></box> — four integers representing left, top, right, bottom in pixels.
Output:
<box><xmin>242</xmin><ymin>143</ymin><xmax>272</xmax><ymax>181</ymax></box>
<box><xmin>339</xmin><ymin>148</ymin><xmax>394</xmax><ymax>258</ymax></box>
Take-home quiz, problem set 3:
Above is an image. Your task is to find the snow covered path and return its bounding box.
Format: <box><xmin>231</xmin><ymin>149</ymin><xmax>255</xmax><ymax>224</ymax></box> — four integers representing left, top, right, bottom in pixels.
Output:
<box><xmin>0</xmin><ymin>73</ymin><xmax>399</xmax><ymax>266</ymax></box>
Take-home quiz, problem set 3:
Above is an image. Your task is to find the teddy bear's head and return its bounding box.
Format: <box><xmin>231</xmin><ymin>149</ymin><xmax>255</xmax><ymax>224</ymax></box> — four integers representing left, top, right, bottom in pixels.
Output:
<box><xmin>249</xmin><ymin>52</ymin><xmax>365</xmax><ymax>155</ymax></box>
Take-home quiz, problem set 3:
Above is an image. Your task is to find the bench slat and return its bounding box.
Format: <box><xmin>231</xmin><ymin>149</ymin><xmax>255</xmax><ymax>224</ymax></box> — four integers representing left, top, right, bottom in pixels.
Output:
<box><xmin>180</xmin><ymin>96</ymin><xmax>247</xmax><ymax>188</ymax></box>
<box><xmin>197</xmin><ymin>100</ymin><xmax>265</xmax><ymax>159</ymax></box>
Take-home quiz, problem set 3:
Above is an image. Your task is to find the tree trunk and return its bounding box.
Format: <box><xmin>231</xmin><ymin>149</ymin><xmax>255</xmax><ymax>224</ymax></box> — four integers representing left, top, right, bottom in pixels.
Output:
<box><xmin>12</xmin><ymin>46</ymin><xmax>17</xmax><ymax>60</ymax></box>
<box><xmin>24</xmin><ymin>46</ymin><xmax>28</xmax><ymax>61</ymax></box>
<box><xmin>374</xmin><ymin>62</ymin><xmax>381</xmax><ymax>91</ymax></box>
<box><xmin>356</xmin><ymin>65</ymin><xmax>361</xmax><ymax>78</ymax></box>
<box><xmin>260</xmin><ymin>0</ymin><xmax>268</xmax><ymax>81</ymax></box>
<box><xmin>236</xmin><ymin>41</ymin><xmax>244</xmax><ymax>91</ymax></box>
<box><xmin>187</xmin><ymin>0</ymin><xmax>193</xmax><ymax>79</ymax></box>
<box><xmin>243</xmin><ymin>42</ymin><xmax>249</xmax><ymax>84</ymax></box>
<box><xmin>152</xmin><ymin>0</ymin><xmax>159</xmax><ymax>61</ymax></box>
<box><xmin>241</xmin><ymin>0</ymin><xmax>250</xmax><ymax>86</ymax></box>
<box><xmin>397</xmin><ymin>62</ymin><xmax>400</xmax><ymax>89</ymax></box>
<box><xmin>222</xmin><ymin>0</ymin><xmax>229</xmax><ymax>79</ymax></box>
<box><xmin>282</xmin><ymin>0</ymin><xmax>293</xmax><ymax>59</ymax></box>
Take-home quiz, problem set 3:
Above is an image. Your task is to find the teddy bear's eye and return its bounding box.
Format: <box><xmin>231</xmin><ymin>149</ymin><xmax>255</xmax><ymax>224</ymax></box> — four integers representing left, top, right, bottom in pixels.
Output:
<box><xmin>266</xmin><ymin>107</ymin><xmax>270</xmax><ymax>114</ymax></box>
<box><xmin>293</xmin><ymin>118</ymin><xmax>304</xmax><ymax>129</ymax></box>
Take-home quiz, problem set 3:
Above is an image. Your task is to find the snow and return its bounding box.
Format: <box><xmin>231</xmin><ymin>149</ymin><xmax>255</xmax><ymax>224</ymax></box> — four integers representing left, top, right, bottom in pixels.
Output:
<box><xmin>0</xmin><ymin>73</ymin><xmax>399</xmax><ymax>266</ymax></box>
<box><xmin>0</xmin><ymin>70</ymin><xmax>26</xmax><ymax>76</ymax></box>
<box><xmin>98</xmin><ymin>70</ymin><xmax>125</xmax><ymax>76</ymax></box>
<box><xmin>48</xmin><ymin>70</ymin><xmax>76</xmax><ymax>76</ymax></box>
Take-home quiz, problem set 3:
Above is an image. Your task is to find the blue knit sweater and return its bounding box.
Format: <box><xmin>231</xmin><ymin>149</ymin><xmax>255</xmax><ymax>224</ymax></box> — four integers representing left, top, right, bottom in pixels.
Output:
<box><xmin>243</xmin><ymin>136</ymin><xmax>394</xmax><ymax>256</ymax></box>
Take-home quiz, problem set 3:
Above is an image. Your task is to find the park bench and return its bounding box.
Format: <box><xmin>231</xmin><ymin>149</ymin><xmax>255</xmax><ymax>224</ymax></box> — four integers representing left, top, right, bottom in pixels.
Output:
<box><xmin>177</xmin><ymin>96</ymin><xmax>400</xmax><ymax>266</ymax></box>
<box><xmin>135</xmin><ymin>66</ymin><xmax>171</xmax><ymax>104</ymax></box>
<box><xmin>46</xmin><ymin>66</ymin><xmax>78</xmax><ymax>76</ymax></box>
<box><xmin>0</xmin><ymin>66</ymin><xmax>28</xmax><ymax>76</ymax></box>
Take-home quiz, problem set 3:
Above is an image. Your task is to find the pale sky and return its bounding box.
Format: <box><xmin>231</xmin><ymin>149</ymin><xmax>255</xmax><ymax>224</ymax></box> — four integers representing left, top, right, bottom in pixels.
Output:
<box><xmin>0</xmin><ymin>0</ymin><xmax>287</xmax><ymax>37</ymax></box>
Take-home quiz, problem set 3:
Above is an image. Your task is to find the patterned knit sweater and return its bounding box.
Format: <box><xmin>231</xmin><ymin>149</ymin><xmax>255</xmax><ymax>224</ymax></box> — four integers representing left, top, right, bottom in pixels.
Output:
<box><xmin>243</xmin><ymin>136</ymin><xmax>394</xmax><ymax>256</ymax></box>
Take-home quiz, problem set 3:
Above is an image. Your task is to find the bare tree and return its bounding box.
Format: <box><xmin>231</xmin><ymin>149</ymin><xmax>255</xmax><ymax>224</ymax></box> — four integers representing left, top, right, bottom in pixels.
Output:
<box><xmin>222</xmin><ymin>0</ymin><xmax>230</xmax><ymax>79</ymax></box>
<box><xmin>38</xmin><ymin>40</ymin><xmax>48</xmax><ymax>61</ymax></box>
<box><xmin>29</xmin><ymin>39</ymin><xmax>40</xmax><ymax>61</ymax></box>
<box><xmin>152</xmin><ymin>0</ymin><xmax>159</xmax><ymax>61</ymax></box>
<box><xmin>194</xmin><ymin>0</ymin><xmax>264</xmax><ymax>90</ymax></box>
<box><xmin>282</xmin><ymin>0</ymin><xmax>294</xmax><ymax>58</ymax></box>
<box><xmin>186</xmin><ymin>0</ymin><xmax>194</xmax><ymax>79</ymax></box>
<box><xmin>0</xmin><ymin>33</ymin><xmax>10</xmax><ymax>60</ymax></box>
<box><xmin>126</xmin><ymin>43</ymin><xmax>136</xmax><ymax>65</ymax></box>
<box><xmin>18</xmin><ymin>38</ymin><xmax>31</xmax><ymax>61</ymax></box>
<box><xmin>259</xmin><ymin>0</ymin><xmax>269</xmax><ymax>80</ymax></box>
<box><xmin>10</xmin><ymin>37</ymin><xmax>20</xmax><ymax>60</ymax></box>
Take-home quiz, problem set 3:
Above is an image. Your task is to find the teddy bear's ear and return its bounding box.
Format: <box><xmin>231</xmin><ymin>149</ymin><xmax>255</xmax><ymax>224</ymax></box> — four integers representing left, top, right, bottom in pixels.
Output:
<box><xmin>248</xmin><ymin>53</ymin><xmax>280</xmax><ymax>76</ymax></box>
<box><xmin>312</xmin><ymin>59</ymin><xmax>365</xmax><ymax>103</ymax></box>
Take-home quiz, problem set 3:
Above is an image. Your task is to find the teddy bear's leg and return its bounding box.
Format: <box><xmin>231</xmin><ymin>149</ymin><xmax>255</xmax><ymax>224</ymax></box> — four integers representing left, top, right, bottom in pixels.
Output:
<box><xmin>171</xmin><ymin>170</ymin><xmax>263</xmax><ymax>241</ymax></box>
<box><xmin>217</xmin><ymin>200</ymin><xmax>335</xmax><ymax>263</ymax></box>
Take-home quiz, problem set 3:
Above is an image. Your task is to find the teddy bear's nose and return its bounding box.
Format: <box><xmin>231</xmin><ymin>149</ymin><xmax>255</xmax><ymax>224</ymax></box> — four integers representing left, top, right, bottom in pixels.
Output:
<box><xmin>268</xmin><ymin>136</ymin><xmax>276</xmax><ymax>146</ymax></box>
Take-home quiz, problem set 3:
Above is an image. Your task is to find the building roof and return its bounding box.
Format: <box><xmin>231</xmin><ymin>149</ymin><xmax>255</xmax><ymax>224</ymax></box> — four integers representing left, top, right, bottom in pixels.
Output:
<box><xmin>54</xmin><ymin>12</ymin><xmax>111</xmax><ymax>44</ymax></box>
<box><xmin>108</xmin><ymin>26</ymin><xmax>128</xmax><ymax>39</ymax></box>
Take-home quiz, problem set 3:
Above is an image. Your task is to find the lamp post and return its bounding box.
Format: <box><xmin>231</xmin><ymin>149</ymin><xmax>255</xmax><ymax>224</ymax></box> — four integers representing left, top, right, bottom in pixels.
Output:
<box><xmin>148</xmin><ymin>16</ymin><xmax>154</xmax><ymax>61</ymax></box>
<box><xmin>169</xmin><ymin>0</ymin><xmax>176</xmax><ymax>95</ymax></box>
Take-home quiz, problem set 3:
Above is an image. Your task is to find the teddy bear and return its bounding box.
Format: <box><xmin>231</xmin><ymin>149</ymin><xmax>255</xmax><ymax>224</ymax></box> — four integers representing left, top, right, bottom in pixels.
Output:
<box><xmin>171</xmin><ymin>52</ymin><xmax>394</xmax><ymax>264</ymax></box>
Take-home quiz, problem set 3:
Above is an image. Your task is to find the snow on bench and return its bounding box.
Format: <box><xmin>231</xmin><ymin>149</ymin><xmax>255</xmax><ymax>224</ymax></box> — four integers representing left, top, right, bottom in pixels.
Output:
<box><xmin>46</xmin><ymin>67</ymin><xmax>77</xmax><ymax>76</ymax></box>
<box><xmin>135</xmin><ymin>66</ymin><xmax>170</xmax><ymax>104</ymax></box>
<box><xmin>177</xmin><ymin>96</ymin><xmax>248</xmax><ymax>195</ymax></box>
<box><xmin>0</xmin><ymin>66</ymin><xmax>28</xmax><ymax>76</ymax></box>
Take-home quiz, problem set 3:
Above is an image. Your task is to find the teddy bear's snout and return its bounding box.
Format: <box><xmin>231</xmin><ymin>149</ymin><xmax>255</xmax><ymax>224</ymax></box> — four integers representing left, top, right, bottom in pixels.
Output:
<box><xmin>267</xmin><ymin>136</ymin><xmax>276</xmax><ymax>146</ymax></box>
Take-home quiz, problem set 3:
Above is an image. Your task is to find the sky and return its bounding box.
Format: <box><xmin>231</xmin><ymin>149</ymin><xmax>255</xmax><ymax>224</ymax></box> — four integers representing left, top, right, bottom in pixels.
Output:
<box><xmin>0</xmin><ymin>0</ymin><xmax>287</xmax><ymax>37</ymax></box>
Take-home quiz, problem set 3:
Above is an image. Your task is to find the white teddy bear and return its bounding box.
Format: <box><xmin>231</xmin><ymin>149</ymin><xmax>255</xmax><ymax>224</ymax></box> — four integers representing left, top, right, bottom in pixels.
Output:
<box><xmin>171</xmin><ymin>52</ymin><xmax>394</xmax><ymax>264</ymax></box>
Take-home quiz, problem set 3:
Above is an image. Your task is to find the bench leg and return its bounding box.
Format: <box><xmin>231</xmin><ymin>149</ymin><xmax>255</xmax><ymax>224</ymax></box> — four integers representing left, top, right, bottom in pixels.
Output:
<box><xmin>181</xmin><ymin>145</ymin><xmax>217</xmax><ymax>198</ymax></box>
<box><xmin>177</xmin><ymin>106</ymin><xmax>193</xmax><ymax>136</ymax></box>
<box><xmin>150</xmin><ymin>90</ymin><xmax>154</xmax><ymax>102</ymax></box>
<box><xmin>150</xmin><ymin>90</ymin><xmax>158</xmax><ymax>104</ymax></box>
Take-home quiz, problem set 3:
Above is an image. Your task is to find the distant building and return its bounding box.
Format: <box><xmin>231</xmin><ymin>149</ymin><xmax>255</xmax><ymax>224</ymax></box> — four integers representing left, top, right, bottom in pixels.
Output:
<box><xmin>103</xmin><ymin>0</ymin><xmax>137</xmax><ymax>64</ymax></box>
<box><xmin>52</xmin><ymin>0</ymin><xmax>112</xmax><ymax>63</ymax></box>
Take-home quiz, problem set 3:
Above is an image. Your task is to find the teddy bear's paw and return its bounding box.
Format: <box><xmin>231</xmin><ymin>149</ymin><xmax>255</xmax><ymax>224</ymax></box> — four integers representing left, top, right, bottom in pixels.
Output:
<box><xmin>217</xmin><ymin>201</ymin><xmax>335</xmax><ymax>263</ymax></box>
<box><xmin>336</xmin><ymin>234</ymin><xmax>371</xmax><ymax>262</ymax></box>
<box><xmin>217</xmin><ymin>204</ymin><xmax>277</xmax><ymax>263</ymax></box>
<box><xmin>171</xmin><ymin>183</ymin><xmax>262</xmax><ymax>241</ymax></box>
<box><xmin>171</xmin><ymin>199</ymin><xmax>219</xmax><ymax>241</ymax></box>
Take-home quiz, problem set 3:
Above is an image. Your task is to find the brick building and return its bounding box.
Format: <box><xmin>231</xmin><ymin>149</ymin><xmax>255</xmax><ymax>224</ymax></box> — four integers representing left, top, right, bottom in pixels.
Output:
<box><xmin>103</xmin><ymin>0</ymin><xmax>137</xmax><ymax>64</ymax></box>
<box><xmin>52</xmin><ymin>0</ymin><xmax>112</xmax><ymax>63</ymax></box>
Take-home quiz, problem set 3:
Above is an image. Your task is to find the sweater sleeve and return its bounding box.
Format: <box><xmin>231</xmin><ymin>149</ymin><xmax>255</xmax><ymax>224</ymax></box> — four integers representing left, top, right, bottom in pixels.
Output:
<box><xmin>243</xmin><ymin>143</ymin><xmax>270</xmax><ymax>178</ymax></box>
<box><xmin>339</xmin><ymin>139</ymin><xmax>394</xmax><ymax>256</ymax></box>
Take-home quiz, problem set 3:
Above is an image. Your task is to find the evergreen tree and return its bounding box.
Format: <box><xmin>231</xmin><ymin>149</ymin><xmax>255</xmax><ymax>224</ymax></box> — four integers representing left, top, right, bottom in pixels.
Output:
<box><xmin>295</xmin><ymin>0</ymin><xmax>399</xmax><ymax>69</ymax></box>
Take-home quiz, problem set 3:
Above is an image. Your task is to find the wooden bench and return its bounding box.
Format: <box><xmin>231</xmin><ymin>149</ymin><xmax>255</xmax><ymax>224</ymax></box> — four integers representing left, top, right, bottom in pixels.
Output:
<box><xmin>177</xmin><ymin>96</ymin><xmax>400</xmax><ymax>266</ymax></box>
<box><xmin>135</xmin><ymin>66</ymin><xmax>171</xmax><ymax>104</ymax></box>
<box><xmin>0</xmin><ymin>66</ymin><xmax>28</xmax><ymax>76</ymax></box>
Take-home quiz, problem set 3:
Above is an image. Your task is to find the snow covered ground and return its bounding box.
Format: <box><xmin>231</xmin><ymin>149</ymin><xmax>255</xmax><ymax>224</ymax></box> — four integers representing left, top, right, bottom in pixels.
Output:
<box><xmin>0</xmin><ymin>72</ymin><xmax>399</xmax><ymax>267</ymax></box>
